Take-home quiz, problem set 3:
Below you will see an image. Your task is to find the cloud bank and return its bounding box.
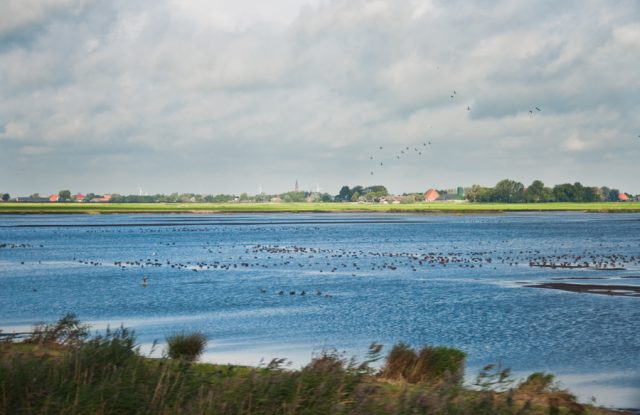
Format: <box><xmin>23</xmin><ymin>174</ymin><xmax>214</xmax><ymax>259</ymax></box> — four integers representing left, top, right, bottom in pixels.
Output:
<box><xmin>1</xmin><ymin>0</ymin><xmax>639</xmax><ymax>195</ymax></box>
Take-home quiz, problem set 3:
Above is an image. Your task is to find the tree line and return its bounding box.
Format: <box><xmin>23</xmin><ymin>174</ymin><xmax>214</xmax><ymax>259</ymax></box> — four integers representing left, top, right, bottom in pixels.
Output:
<box><xmin>465</xmin><ymin>179</ymin><xmax>629</xmax><ymax>203</ymax></box>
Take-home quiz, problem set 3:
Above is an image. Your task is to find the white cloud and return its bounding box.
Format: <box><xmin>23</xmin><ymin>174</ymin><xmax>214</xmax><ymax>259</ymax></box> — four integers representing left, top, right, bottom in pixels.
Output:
<box><xmin>1</xmin><ymin>0</ymin><xmax>639</xmax><ymax>194</ymax></box>
<box><xmin>0</xmin><ymin>0</ymin><xmax>86</xmax><ymax>37</ymax></box>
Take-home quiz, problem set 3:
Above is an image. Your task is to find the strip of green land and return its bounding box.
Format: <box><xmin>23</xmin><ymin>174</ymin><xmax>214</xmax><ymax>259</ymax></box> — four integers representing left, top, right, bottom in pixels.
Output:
<box><xmin>1</xmin><ymin>202</ymin><xmax>640</xmax><ymax>214</ymax></box>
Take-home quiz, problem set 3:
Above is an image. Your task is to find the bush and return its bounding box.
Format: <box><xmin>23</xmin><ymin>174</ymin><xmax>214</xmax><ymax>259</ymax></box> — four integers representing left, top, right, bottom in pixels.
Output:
<box><xmin>165</xmin><ymin>331</ymin><xmax>207</xmax><ymax>361</ymax></box>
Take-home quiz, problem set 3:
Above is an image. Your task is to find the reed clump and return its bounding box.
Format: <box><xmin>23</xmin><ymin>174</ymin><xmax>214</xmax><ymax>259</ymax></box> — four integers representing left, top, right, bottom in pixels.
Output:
<box><xmin>380</xmin><ymin>342</ymin><xmax>466</xmax><ymax>385</ymax></box>
<box><xmin>165</xmin><ymin>331</ymin><xmax>207</xmax><ymax>361</ymax></box>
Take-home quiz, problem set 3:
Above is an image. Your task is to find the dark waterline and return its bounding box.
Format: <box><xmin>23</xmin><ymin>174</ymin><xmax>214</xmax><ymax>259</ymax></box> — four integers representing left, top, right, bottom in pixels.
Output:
<box><xmin>1</xmin><ymin>212</ymin><xmax>639</xmax><ymax>407</ymax></box>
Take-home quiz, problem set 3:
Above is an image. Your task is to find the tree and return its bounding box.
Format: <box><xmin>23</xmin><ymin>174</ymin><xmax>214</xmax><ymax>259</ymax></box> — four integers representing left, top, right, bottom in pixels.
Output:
<box><xmin>320</xmin><ymin>193</ymin><xmax>333</xmax><ymax>202</ymax></box>
<box><xmin>552</xmin><ymin>183</ymin><xmax>574</xmax><ymax>202</ymax></box>
<box><xmin>572</xmin><ymin>182</ymin><xmax>586</xmax><ymax>202</ymax></box>
<box><xmin>364</xmin><ymin>185</ymin><xmax>388</xmax><ymax>196</ymax></box>
<box><xmin>337</xmin><ymin>186</ymin><xmax>352</xmax><ymax>202</ymax></box>
<box><xmin>492</xmin><ymin>179</ymin><xmax>525</xmax><ymax>203</ymax></box>
<box><xmin>1</xmin><ymin>193</ymin><xmax>9</xmax><ymax>202</ymax></box>
<box><xmin>351</xmin><ymin>192</ymin><xmax>361</xmax><ymax>202</ymax></box>
<box><xmin>58</xmin><ymin>190</ymin><xmax>71</xmax><ymax>201</ymax></box>
<box><xmin>607</xmin><ymin>189</ymin><xmax>619</xmax><ymax>202</ymax></box>
<box><xmin>525</xmin><ymin>180</ymin><xmax>550</xmax><ymax>203</ymax></box>
<box><xmin>465</xmin><ymin>185</ymin><xmax>490</xmax><ymax>202</ymax></box>
<box><xmin>583</xmin><ymin>187</ymin><xmax>599</xmax><ymax>202</ymax></box>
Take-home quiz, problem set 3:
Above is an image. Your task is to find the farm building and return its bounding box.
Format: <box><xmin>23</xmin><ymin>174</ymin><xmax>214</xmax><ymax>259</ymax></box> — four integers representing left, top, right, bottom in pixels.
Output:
<box><xmin>91</xmin><ymin>194</ymin><xmax>112</xmax><ymax>202</ymax></box>
<box><xmin>48</xmin><ymin>194</ymin><xmax>59</xmax><ymax>202</ymax></box>
<box><xmin>424</xmin><ymin>189</ymin><xmax>440</xmax><ymax>202</ymax></box>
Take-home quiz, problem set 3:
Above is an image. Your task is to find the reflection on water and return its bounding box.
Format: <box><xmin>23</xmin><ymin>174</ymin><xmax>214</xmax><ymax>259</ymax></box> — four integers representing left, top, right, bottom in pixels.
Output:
<box><xmin>0</xmin><ymin>213</ymin><xmax>639</xmax><ymax>407</ymax></box>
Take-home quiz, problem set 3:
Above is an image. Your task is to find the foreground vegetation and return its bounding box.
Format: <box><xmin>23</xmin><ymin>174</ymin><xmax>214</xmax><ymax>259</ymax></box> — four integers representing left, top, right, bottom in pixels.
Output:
<box><xmin>1</xmin><ymin>201</ymin><xmax>640</xmax><ymax>214</ymax></box>
<box><xmin>0</xmin><ymin>315</ymin><xmax>625</xmax><ymax>414</ymax></box>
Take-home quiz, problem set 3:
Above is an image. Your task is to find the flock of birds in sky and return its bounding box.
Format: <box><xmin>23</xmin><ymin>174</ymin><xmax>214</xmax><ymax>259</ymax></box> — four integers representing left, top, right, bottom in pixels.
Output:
<box><xmin>365</xmin><ymin>86</ymin><xmax>639</xmax><ymax>178</ymax></box>
<box><xmin>366</xmin><ymin>88</ymin><xmax>546</xmax><ymax>177</ymax></box>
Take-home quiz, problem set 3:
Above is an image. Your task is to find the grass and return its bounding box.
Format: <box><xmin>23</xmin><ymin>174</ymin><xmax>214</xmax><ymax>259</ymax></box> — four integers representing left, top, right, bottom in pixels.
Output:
<box><xmin>165</xmin><ymin>331</ymin><xmax>207</xmax><ymax>361</ymax></box>
<box><xmin>0</xmin><ymin>315</ymin><xmax>623</xmax><ymax>414</ymax></box>
<box><xmin>1</xmin><ymin>201</ymin><xmax>640</xmax><ymax>214</ymax></box>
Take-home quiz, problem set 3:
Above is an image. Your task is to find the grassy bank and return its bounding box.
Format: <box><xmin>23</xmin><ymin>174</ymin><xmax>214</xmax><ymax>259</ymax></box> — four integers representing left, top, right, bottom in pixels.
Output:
<box><xmin>1</xmin><ymin>201</ymin><xmax>640</xmax><ymax>214</ymax></box>
<box><xmin>0</xmin><ymin>316</ymin><xmax>626</xmax><ymax>415</ymax></box>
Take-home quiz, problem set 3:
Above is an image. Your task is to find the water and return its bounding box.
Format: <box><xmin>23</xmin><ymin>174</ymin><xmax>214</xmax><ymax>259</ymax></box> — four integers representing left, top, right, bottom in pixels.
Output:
<box><xmin>1</xmin><ymin>212</ymin><xmax>639</xmax><ymax>408</ymax></box>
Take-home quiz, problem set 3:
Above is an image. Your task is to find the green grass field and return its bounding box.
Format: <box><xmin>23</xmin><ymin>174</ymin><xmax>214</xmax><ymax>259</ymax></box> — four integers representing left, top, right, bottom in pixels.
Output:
<box><xmin>1</xmin><ymin>201</ymin><xmax>640</xmax><ymax>214</ymax></box>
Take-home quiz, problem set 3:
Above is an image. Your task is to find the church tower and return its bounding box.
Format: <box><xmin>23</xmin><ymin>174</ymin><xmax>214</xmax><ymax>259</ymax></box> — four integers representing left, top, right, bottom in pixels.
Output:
<box><xmin>295</xmin><ymin>180</ymin><xmax>299</xmax><ymax>192</ymax></box>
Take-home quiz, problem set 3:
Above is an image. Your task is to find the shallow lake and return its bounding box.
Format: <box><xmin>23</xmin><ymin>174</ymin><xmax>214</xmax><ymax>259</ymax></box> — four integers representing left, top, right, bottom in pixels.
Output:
<box><xmin>1</xmin><ymin>212</ymin><xmax>639</xmax><ymax>408</ymax></box>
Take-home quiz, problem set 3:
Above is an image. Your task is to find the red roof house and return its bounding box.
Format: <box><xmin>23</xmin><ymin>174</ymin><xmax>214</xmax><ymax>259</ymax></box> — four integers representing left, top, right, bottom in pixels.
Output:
<box><xmin>74</xmin><ymin>193</ymin><xmax>86</xmax><ymax>202</ymax></box>
<box><xmin>48</xmin><ymin>194</ymin><xmax>59</xmax><ymax>202</ymax></box>
<box><xmin>92</xmin><ymin>194</ymin><xmax>112</xmax><ymax>203</ymax></box>
<box><xmin>424</xmin><ymin>189</ymin><xmax>440</xmax><ymax>202</ymax></box>
<box><xmin>618</xmin><ymin>193</ymin><xmax>630</xmax><ymax>202</ymax></box>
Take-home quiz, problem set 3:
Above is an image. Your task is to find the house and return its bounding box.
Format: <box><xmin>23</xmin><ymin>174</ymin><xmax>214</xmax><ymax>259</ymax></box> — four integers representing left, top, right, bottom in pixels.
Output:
<box><xmin>92</xmin><ymin>194</ymin><xmax>112</xmax><ymax>203</ymax></box>
<box><xmin>73</xmin><ymin>193</ymin><xmax>86</xmax><ymax>202</ymax></box>
<box><xmin>270</xmin><ymin>196</ymin><xmax>282</xmax><ymax>203</ymax></box>
<box><xmin>424</xmin><ymin>189</ymin><xmax>440</xmax><ymax>202</ymax></box>
<box><xmin>15</xmin><ymin>195</ymin><xmax>50</xmax><ymax>203</ymax></box>
<box><xmin>618</xmin><ymin>193</ymin><xmax>630</xmax><ymax>202</ymax></box>
<box><xmin>49</xmin><ymin>194</ymin><xmax>59</xmax><ymax>202</ymax></box>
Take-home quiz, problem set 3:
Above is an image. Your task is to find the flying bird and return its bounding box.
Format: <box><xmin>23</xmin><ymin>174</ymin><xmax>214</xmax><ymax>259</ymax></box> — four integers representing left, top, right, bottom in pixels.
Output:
<box><xmin>535</xmin><ymin>107</ymin><xmax>541</xmax><ymax>111</ymax></box>
<box><xmin>467</xmin><ymin>106</ymin><xmax>470</xmax><ymax>111</ymax></box>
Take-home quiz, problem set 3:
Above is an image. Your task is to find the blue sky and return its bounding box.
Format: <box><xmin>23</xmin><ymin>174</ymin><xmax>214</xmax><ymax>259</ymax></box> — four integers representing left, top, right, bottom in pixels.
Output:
<box><xmin>1</xmin><ymin>0</ymin><xmax>639</xmax><ymax>195</ymax></box>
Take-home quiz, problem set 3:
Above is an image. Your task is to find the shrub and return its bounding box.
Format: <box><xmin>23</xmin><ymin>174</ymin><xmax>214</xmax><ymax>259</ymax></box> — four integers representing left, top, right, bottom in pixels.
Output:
<box><xmin>165</xmin><ymin>331</ymin><xmax>207</xmax><ymax>361</ymax></box>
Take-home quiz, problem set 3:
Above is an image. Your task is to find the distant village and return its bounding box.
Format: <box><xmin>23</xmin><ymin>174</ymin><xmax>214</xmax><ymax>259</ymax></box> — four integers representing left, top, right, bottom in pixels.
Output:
<box><xmin>1</xmin><ymin>179</ymin><xmax>637</xmax><ymax>204</ymax></box>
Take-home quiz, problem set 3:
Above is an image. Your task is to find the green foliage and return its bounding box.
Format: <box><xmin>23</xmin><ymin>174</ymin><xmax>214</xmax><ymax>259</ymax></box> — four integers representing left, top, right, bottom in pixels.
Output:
<box><xmin>58</xmin><ymin>189</ymin><xmax>71</xmax><ymax>201</ymax></box>
<box><xmin>166</xmin><ymin>331</ymin><xmax>207</xmax><ymax>361</ymax></box>
<box><xmin>466</xmin><ymin>180</ymin><xmax>628</xmax><ymax>204</ymax></box>
<box><xmin>280</xmin><ymin>191</ymin><xmax>307</xmax><ymax>202</ymax></box>
<box><xmin>1</xmin><ymin>193</ymin><xmax>9</xmax><ymax>202</ymax></box>
<box><xmin>525</xmin><ymin>180</ymin><xmax>553</xmax><ymax>203</ymax></box>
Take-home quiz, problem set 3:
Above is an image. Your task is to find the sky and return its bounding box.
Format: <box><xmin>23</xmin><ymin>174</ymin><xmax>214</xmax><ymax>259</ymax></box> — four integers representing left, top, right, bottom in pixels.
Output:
<box><xmin>1</xmin><ymin>0</ymin><xmax>639</xmax><ymax>196</ymax></box>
